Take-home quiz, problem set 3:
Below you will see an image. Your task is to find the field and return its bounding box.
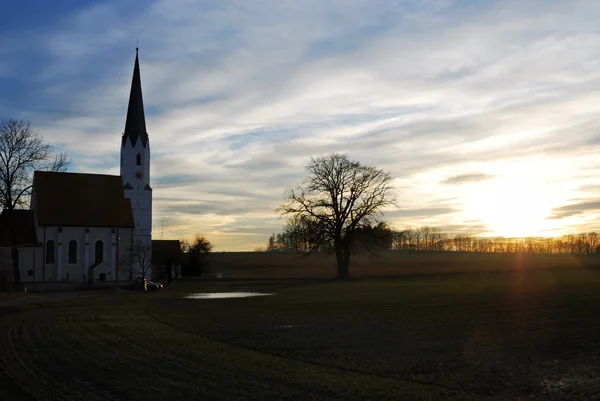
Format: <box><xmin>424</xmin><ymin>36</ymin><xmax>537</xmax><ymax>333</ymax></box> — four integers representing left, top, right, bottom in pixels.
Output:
<box><xmin>2</xmin><ymin>265</ymin><xmax>600</xmax><ymax>400</ymax></box>
<box><xmin>207</xmin><ymin>250</ymin><xmax>600</xmax><ymax>278</ymax></box>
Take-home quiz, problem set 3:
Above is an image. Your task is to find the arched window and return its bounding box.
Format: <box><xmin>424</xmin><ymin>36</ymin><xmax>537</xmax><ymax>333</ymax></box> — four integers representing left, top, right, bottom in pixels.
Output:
<box><xmin>68</xmin><ymin>240</ymin><xmax>78</xmax><ymax>264</ymax></box>
<box><xmin>46</xmin><ymin>240</ymin><xmax>55</xmax><ymax>264</ymax></box>
<box><xmin>95</xmin><ymin>240</ymin><xmax>104</xmax><ymax>264</ymax></box>
<box><xmin>136</xmin><ymin>153</ymin><xmax>141</xmax><ymax>165</ymax></box>
<box><xmin>99</xmin><ymin>273</ymin><xmax>106</xmax><ymax>282</ymax></box>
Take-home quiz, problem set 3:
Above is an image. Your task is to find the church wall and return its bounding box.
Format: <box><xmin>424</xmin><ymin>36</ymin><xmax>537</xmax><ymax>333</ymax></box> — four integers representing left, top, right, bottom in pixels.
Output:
<box><xmin>25</xmin><ymin>226</ymin><xmax>134</xmax><ymax>283</ymax></box>
<box><xmin>114</xmin><ymin>227</ymin><xmax>134</xmax><ymax>281</ymax></box>
<box><xmin>17</xmin><ymin>246</ymin><xmax>44</xmax><ymax>283</ymax></box>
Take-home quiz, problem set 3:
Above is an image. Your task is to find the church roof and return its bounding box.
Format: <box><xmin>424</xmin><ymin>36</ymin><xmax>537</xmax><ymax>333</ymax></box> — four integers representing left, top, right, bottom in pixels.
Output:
<box><xmin>122</xmin><ymin>48</ymin><xmax>148</xmax><ymax>148</ymax></box>
<box><xmin>33</xmin><ymin>171</ymin><xmax>135</xmax><ymax>228</ymax></box>
<box><xmin>0</xmin><ymin>210</ymin><xmax>38</xmax><ymax>247</ymax></box>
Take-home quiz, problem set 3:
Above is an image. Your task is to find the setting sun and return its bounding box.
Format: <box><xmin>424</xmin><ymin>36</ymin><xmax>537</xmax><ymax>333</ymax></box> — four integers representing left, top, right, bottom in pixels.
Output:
<box><xmin>471</xmin><ymin>179</ymin><xmax>550</xmax><ymax>237</ymax></box>
<box><xmin>465</xmin><ymin>164</ymin><xmax>568</xmax><ymax>238</ymax></box>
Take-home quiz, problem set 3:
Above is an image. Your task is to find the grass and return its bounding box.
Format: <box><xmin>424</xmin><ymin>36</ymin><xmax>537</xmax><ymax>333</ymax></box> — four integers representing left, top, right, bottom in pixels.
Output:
<box><xmin>2</xmin><ymin>267</ymin><xmax>600</xmax><ymax>400</ymax></box>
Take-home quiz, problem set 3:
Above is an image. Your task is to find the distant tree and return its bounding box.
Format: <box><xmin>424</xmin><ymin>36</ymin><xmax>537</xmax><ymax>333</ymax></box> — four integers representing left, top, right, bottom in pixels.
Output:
<box><xmin>266</xmin><ymin>215</ymin><xmax>330</xmax><ymax>253</ymax></box>
<box><xmin>180</xmin><ymin>239</ymin><xmax>190</xmax><ymax>253</ymax></box>
<box><xmin>362</xmin><ymin>225</ymin><xmax>600</xmax><ymax>255</ymax></box>
<box><xmin>184</xmin><ymin>234</ymin><xmax>213</xmax><ymax>276</ymax></box>
<box><xmin>275</xmin><ymin>233</ymin><xmax>284</xmax><ymax>250</ymax></box>
<box><xmin>392</xmin><ymin>229</ymin><xmax>408</xmax><ymax>250</ymax></box>
<box><xmin>190</xmin><ymin>235</ymin><xmax>213</xmax><ymax>254</ymax></box>
<box><xmin>266</xmin><ymin>234</ymin><xmax>276</xmax><ymax>251</ymax></box>
<box><xmin>354</xmin><ymin>221</ymin><xmax>393</xmax><ymax>253</ymax></box>
<box><xmin>0</xmin><ymin>119</ymin><xmax>70</xmax><ymax>284</ymax></box>
<box><xmin>279</xmin><ymin>153</ymin><xmax>395</xmax><ymax>279</ymax></box>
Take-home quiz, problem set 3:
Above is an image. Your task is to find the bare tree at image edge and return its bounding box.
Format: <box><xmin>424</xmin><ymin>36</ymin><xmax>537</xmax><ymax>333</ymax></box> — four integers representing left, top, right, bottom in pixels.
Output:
<box><xmin>0</xmin><ymin>119</ymin><xmax>70</xmax><ymax>284</ymax></box>
<box><xmin>279</xmin><ymin>153</ymin><xmax>396</xmax><ymax>279</ymax></box>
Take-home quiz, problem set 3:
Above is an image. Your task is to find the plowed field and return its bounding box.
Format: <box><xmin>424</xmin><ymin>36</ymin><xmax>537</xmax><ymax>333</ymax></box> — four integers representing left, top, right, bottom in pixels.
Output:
<box><xmin>2</xmin><ymin>269</ymin><xmax>600</xmax><ymax>400</ymax></box>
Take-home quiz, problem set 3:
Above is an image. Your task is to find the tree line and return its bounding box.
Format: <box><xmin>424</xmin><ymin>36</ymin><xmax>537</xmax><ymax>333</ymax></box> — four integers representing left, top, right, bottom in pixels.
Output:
<box><xmin>265</xmin><ymin>224</ymin><xmax>600</xmax><ymax>255</ymax></box>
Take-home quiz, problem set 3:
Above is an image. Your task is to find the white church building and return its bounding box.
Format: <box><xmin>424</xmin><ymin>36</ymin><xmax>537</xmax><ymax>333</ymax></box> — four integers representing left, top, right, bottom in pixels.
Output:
<box><xmin>0</xmin><ymin>49</ymin><xmax>163</xmax><ymax>286</ymax></box>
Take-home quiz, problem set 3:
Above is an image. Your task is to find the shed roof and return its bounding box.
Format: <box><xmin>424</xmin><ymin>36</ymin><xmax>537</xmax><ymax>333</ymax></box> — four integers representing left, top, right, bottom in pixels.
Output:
<box><xmin>152</xmin><ymin>240</ymin><xmax>184</xmax><ymax>265</ymax></box>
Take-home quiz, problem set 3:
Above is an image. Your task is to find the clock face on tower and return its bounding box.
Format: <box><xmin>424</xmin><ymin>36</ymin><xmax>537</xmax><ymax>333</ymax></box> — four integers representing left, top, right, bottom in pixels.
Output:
<box><xmin>135</xmin><ymin>171</ymin><xmax>143</xmax><ymax>180</ymax></box>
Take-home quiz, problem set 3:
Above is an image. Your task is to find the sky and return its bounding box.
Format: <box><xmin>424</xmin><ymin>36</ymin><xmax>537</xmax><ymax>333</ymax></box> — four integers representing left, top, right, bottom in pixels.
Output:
<box><xmin>1</xmin><ymin>0</ymin><xmax>600</xmax><ymax>251</ymax></box>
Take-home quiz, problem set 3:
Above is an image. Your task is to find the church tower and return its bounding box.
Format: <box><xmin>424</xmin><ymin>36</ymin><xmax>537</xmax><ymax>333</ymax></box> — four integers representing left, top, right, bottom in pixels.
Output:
<box><xmin>121</xmin><ymin>48</ymin><xmax>152</xmax><ymax>276</ymax></box>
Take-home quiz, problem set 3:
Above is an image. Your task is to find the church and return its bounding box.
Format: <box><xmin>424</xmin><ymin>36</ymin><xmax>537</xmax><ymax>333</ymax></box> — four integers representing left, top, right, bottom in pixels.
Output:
<box><xmin>0</xmin><ymin>49</ymin><xmax>181</xmax><ymax>287</ymax></box>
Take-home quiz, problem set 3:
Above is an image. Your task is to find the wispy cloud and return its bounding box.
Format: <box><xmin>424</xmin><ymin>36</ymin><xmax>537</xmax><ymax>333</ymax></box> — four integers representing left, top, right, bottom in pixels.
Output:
<box><xmin>549</xmin><ymin>200</ymin><xmax>600</xmax><ymax>220</ymax></box>
<box><xmin>2</xmin><ymin>0</ymin><xmax>600</xmax><ymax>249</ymax></box>
<box><xmin>442</xmin><ymin>173</ymin><xmax>494</xmax><ymax>185</ymax></box>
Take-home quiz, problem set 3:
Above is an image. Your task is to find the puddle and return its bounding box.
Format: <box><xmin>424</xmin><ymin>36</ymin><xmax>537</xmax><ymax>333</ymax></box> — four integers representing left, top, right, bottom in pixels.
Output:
<box><xmin>184</xmin><ymin>292</ymin><xmax>273</xmax><ymax>299</ymax></box>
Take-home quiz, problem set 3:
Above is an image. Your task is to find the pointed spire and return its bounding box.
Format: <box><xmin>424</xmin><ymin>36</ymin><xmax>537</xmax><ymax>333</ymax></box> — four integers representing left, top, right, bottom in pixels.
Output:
<box><xmin>122</xmin><ymin>47</ymin><xmax>148</xmax><ymax>148</ymax></box>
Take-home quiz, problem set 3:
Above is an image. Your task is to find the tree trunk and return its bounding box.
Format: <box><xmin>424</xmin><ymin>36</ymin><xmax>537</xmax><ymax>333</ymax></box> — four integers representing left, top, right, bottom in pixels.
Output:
<box><xmin>335</xmin><ymin>243</ymin><xmax>351</xmax><ymax>280</ymax></box>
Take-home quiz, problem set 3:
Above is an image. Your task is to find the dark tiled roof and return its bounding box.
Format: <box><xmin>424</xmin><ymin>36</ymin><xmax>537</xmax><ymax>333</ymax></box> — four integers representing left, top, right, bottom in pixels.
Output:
<box><xmin>152</xmin><ymin>240</ymin><xmax>184</xmax><ymax>264</ymax></box>
<box><xmin>0</xmin><ymin>209</ymin><xmax>38</xmax><ymax>247</ymax></box>
<box><xmin>122</xmin><ymin>49</ymin><xmax>149</xmax><ymax>148</ymax></box>
<box><xmin>34</xmin><ymin>171</ymin><xmax>134</xmax><ymax>228</ymax></box>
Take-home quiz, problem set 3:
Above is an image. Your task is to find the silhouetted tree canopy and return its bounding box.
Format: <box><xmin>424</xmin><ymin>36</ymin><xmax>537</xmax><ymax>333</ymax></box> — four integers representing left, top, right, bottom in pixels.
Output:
<box><xmin>267</xmin><ymin>225</ymin><xmax>600</xmax><ymax>255</ymax></box>
<box><xmin>266</xmin><ymin>220</ymin><xmax>393</xmax><ymax>253</ymax></box>
<box><xmin>181</xmin><ymin>234</ymin><xmax>213</xmax><ymax>276</ymax></box>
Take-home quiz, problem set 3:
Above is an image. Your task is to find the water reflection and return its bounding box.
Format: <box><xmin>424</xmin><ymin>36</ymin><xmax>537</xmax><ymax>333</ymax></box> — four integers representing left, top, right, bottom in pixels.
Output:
<box><xmin>184</xmin><ymin>292</ymin><xmax>273</xmax><ymax>299</ymax></box>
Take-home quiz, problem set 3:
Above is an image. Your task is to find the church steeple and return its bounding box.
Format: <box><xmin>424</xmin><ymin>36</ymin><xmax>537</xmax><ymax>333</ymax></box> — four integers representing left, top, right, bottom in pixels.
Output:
<box><xmin>120</xmin><ymin>46</ymin><xmax>153</xmax><ymax>278</ymax></box>
<box><xmin>122</xmin><ymin>47</ymin><xmax>148</xmax><ymax>148</ymax></box>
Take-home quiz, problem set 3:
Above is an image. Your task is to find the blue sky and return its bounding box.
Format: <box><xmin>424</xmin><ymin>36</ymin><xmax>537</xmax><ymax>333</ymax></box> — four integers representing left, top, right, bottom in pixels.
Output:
<box><xmin>2</xmin><ymin>0</ymin><xmax>600</xmax><ymax>250</ymax></box>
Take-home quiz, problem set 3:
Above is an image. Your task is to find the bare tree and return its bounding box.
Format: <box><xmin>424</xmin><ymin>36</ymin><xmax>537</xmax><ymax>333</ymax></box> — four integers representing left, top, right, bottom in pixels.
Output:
<box><xmin>179</xmin><ymin>238</ymin><xmax>191</xmax><ymax>253</ymax></box>
<box><xmin>0</xmin><ymin>119</ymin><xmax>69</xmax><ymax>210</ymax></box>
<box><xmin>0</xmin><ymin>119</ymin><xmax>70</xmax><ymax>284</ymax></box>
<box><xmin>190</xmin><ymin>234</ymin><xmax>213</xmax><ymax>254</ymax></box>
<box><xmin>120</xmin><ymin>240</ymin><xmax>152</xmax><ymax>280</ymax></box>
<box><xmin>279</xmin><ymin>153</ymin><xmax>395</xmax><ymax>279</ymax></box>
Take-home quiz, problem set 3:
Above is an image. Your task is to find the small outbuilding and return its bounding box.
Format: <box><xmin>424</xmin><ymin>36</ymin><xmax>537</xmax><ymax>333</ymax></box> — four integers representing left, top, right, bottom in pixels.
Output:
<box><xmin>152</xmin><ymin>240</ymin><xmax>184</xmax><ymax>282</ymax></box>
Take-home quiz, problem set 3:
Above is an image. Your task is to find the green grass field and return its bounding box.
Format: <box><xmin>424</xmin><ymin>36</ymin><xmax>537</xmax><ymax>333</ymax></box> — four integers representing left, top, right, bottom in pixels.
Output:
<box><xmin>2</xmin><ymin>268</ymin><xmax>600</xmax><ymax>400</ymax></box>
